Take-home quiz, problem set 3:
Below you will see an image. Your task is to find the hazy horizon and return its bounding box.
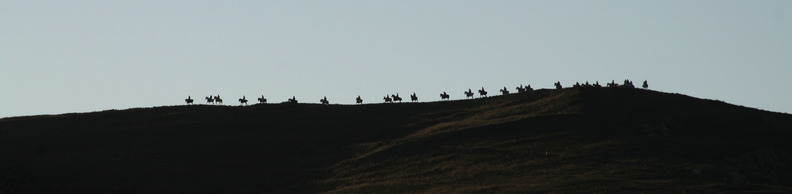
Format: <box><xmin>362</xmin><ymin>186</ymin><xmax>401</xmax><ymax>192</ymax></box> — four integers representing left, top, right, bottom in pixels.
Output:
<box><xmin>2</xmin><ymin>1</ymin><xmax>791</xmax><ymax>118</ymax></box>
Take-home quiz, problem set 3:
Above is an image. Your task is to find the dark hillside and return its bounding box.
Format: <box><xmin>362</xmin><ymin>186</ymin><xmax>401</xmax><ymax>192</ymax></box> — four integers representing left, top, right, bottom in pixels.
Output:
<box><xmin>1</xmin><ymin>88</ymin><xmax>791</xmax><ymax>193</ymax></box>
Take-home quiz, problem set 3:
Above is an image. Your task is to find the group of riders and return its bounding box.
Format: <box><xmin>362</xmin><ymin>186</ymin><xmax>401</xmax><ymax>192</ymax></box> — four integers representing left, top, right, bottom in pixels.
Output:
<box><xmin>184</xmin><ymin>95</ymin><xmax>267</xmax><ymax>106</ymax></box>
<box><xmin>184</xmin><ymin>79</ymin><xmax>648</xmax><ymax>106</ymax></box>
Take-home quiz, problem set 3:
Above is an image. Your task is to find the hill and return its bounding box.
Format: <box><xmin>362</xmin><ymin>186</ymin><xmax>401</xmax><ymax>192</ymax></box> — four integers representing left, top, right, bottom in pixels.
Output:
<box><xmin>1</xmin><ymin>87</ymin><xmax>791</xmax><ymax>193</ymax></box>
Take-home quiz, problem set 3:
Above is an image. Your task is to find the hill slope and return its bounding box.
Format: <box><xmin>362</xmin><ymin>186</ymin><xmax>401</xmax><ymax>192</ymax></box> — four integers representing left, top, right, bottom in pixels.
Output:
<box><xmin>1</xmin><ymin>88</ymin><xmax>791</xmax><ymax>193</ymax></box>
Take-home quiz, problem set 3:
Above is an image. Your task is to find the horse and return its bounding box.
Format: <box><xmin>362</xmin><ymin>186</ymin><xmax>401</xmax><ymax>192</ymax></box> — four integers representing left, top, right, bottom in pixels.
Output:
<box><xmin>356</xmin><ymin>95</ymin><xmax>363</xmax><ymax>104</ymax></box>
<box><xmin>464</xmin><ymin>89</ymin><xmax>474</xmax><ymax>99</ymax></box>
<box><xmin>440</xmin><ymin>92</ymin><xmax>450</xmax><ymax>100</ymax></box>
<box><xmin>320</xmin><ymin>96</ymin><xmax>329</xmax><ymax>105</ymax></box>
<box><xmin>478</xmin><ymin>87</ymin><xmax>488</xmax><ymax>97</ymax></box>
<box><xmin>607</xmin><ymin>80</ymin><xmax>618</xmax><ymax>87</ymax></box>
<box><xmin>516</xmin><ymin>85</ymin><xmax>526</xmax><ymax>93</ymax></box>
<box><xmin>185</xmin><ymin>96</ymin><xmax>194</xmax><ymax>105</ymax></box>
<box><xmin>642</xmin><ymin>80</ymin><xmax>649</xmax><ymax>89</ymax></box>
<box><xmin>239</xmin><ymin>96</ymin><xmax>248</xmax><ymax>105</ymax></box>
<box><xmin>383</xmin><ymin>95</ymin><xmax>392</xmax><ymax>103</ymax></box>
<box><xmin>205</xmin><ymin>96</ymin><xmax>215</xmax><ymax>104</ymax></box>
<box><xmin>286</xmin><ymin>96</ymin><xmax>298</xmax><ymax>104</ymax></box>
<box><xmin>500</xmin><ymin>87</ymin><xmax>509</xmax><ymax>95</ymax></box>
<box><xmin>258</xmin><ymin>95</ymin><xmax>267</xmax><ymax>104</ymax></box>
<box><xmin>214</xmin><ymin>95</ymin><xmax>223</xmax><ymax>104</ymax></box>
<box><xmin>526</xmin><ymin>84</ymin><xmax>534</xmax><ymax>91</ymax></box>
<box><xmin>410</xmin><ymin>93</ymin><xmax>418</xmax><ymax>102</ymax></box>
<box><xmin>622</xmin><ymin>79</ymin><xmax>635</xmax><ymax>88</ymax></box>
<box><xmin>554</xmin><ymin>82</ymin><xmax>562</xmax><ymax>90</ymax></box>
<box><xmin>391</xmin><ymin>94</ymin><xmax>402</xmax><ymax>103</ymax></box>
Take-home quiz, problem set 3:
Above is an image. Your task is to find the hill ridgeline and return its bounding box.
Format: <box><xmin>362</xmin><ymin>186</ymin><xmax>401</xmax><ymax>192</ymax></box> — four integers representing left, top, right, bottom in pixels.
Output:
<box><xmin>1</xmin><ymin>87</ymin><xmax>791</xmax><ymax>193</ymax></box>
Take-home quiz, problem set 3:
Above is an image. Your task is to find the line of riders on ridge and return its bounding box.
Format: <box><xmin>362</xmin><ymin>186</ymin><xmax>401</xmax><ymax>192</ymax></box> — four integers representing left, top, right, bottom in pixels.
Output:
<box><xmin>184</xmin><ymin>80</ymin><xmax>648</xmax><ymax>106</ymax></box>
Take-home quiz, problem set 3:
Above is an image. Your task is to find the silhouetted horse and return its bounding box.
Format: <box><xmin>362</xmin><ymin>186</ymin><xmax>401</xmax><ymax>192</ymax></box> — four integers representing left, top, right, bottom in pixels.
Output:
<box><xmin>516</xmin><ymin>85</ymin><xmax>526</xmax><ymax>93</ymax></box>
<box><xmin>554</xmin><ymin>82</ymin><xmax>562</xmax><ymax>90</ymax></box>
<box><xmin>410</xmin><ymin>93</ymin><xmax>418</xmax><ymax>102</ymax></box>
<box><xmin>440</xmin><ymin>92</ymin><xmax>450</xmax><ymax>100</ymax></box>
<box><xmin>464</xmin><ymin>89</ymin><xmax>474</xmax><ymax>99</ymax></box>
<box><xmin>185</xmin><ymin>96</ymin><xmax>194</xmax><ymax>105</ymax></box>
<box><xmin>642</xmin><ymin>80</ymin><xmax>649</xmax><ymax>89</ymax></box>
<box><xmin>356</xmin><ymin>95</ymin><xmax>363</xmax><ymax>104</ymax></box>
<box><xmin>607</xmin><ymin>80</ymin><xmax>618</xmax><ymax>87</ymax></box>
<box><xmin>478</xmin><ymin>87</ymin><xmax>488</xmax><ymax>97</ymax></box>
<box><xmin>594</xmin><ymin>81</ymin><xmax>602</xmax><ymax>88</ymax></box>
<box><xmin>383</xmin><ymin>95</ymin><xmax>392</xmax><ymax>103</ymax></box>
<box><xmin>214</xmin><ymin>95</ymin><xmax>223</xmax><ymax>104</ymax></box>
<box><xmin>500</xmin><ymin>87</ymin><xmax>509</xmax><ymax>95</ymax></box>
<box><xmin>258</xmin><ymin>95</ymin><xmax>267</xmax><ymax>104</ymax></box>
<box><xmin>239</xmin><ymin>96</ymin><xmax>248</xmax><ymax>105</ymax></box>
<box><xmin>286</xmin><ymin>96</ymin><xmax>298</xmax><ymax>104</ymax></box>
<box><xmin>391</xmin><ymin>94</ymin><xmax>402</xmax><ymax>103</ymax></box>
<box><xmin>205</xmin><ymin>96</ymin><xmax>215</xmax><ymax>104</ymax></box>
<box><xmin>320</xmin><ymin>96</ymin><xmax>329</xmax><ymax>105</ymax></box>
<box><xmin>622</xmin><ymin>79</ymin><xmax>635</xmax><ymax>88</ymax></box>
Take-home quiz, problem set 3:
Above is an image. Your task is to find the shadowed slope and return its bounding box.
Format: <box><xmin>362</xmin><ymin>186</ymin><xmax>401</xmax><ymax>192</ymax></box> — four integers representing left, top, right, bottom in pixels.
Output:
<box><xmin>320</xmin><ymin>88</ymin><xmax>792</xmax><ymax>193</ymax></box>
<box><xmin>0</xmin><ymin>104</ymin><xmax>429</xmax><ymax>193</ymax></box>
<box><xmin>1</xmin><ymin>88</ymin><xmax>790</xmax><ymax>193</ymax></box>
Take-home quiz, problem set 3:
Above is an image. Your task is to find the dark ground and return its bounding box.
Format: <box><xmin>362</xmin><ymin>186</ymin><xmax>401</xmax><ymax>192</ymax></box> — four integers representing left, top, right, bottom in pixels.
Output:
<box><xmin>1</xmin><ymin>87</ymin><xmax>791</xmax><ymax>193</ymax></box>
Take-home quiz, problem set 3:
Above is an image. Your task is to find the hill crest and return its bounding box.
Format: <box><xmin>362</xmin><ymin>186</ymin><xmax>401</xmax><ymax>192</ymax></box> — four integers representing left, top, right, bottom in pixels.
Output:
<box><xmin>1</xmin><ymin>88</ymin><xmax>791</xmax><ymax>193</ymax></box>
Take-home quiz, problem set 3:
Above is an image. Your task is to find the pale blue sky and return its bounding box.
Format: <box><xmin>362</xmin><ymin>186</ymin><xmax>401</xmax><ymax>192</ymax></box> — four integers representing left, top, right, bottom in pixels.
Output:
<box><xmin>2</xmin><ymin>0</ymin><xmax>790</xmax><ymax>118</ymax></box>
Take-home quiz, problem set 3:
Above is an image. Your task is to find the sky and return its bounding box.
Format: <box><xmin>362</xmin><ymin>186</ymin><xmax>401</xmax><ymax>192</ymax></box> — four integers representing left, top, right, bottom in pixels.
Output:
<box><xmin>1</xmin><ymin>0</ymin><xmax>791</xmax><ymax>118</ymax></box>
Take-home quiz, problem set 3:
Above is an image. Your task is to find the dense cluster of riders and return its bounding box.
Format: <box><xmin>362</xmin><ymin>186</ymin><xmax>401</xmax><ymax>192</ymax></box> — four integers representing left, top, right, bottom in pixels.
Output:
<box><xmin>184</xmin><ymin>79</ymin><xmax>648</xmax><ymax>106</ymax></box>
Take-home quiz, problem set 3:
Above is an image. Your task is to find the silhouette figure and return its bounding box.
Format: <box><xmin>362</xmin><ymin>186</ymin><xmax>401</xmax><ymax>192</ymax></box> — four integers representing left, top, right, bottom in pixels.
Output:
<box><xmin>500</xmin><ymin>87</ymin><xmax>509</xmax><ymax>95</ymax></box>
<box><xmin>185</xmin><ymin>96</ymin><xmax>194</xmax><ymax>105</ymax></box>
<box><xmin>410</xmin><ymin>93</ymin><xmax>418</xmax><ymax>102</ymax></box>
<box><xmin>464</xmin><ymin>89</ymin><xmax>474</xmax><ymax>99</ymax></box>
<box><xmin>239</xmin><ymin>96</ymin><xmax>248</xmax><ymax>105</ymax></box>
<box><xmin>622</xmin><ymin>79</ymin><xmax>635</xmax><ymax>88</ymax></box>
<box><xmin>258</xmin><ymin>95</ymin><xmax>267</xmax><ymax>104</ymax></box>
<box><xmin>383</xmin><ymin>95</ymin><xmax>392</xmax><ymax>103</ymax></box>
<box><xmin>594</xmin><ymin>81</ymin><xmax>601</xmax><ymax>88</ymax></box>
<box><xmin>320</xmin><ymin>96</ymin><xmax>329</xmax><ymax>105</ymax></box>
<box><xmin>214</xmin><ymin>95</ymin><xmax>223</xmax><ymax>104</ymax></box>
<box><xmin>286</xmin><ymin>96</ymin><xmax>298</xmax><ymax>104</ymax></box>
<box><xmin>574</xmin><ymin>82</ymin><xmax>581</xmax><ymax>88</ymax></box>
<box><xmin>607</xmin><ymin>80</ymin><xmax>618</xmax><ymax>87</ymax></box>
<box><xmin>554</xmin><ymin>82</ymin><xmax>562</xmax><ymax>90</ymax></box>
<box><xmin>356</xmin><ymin>95</ymin><xmax>363</xmax><ymax>104</ymax></box>
<box><xmin>526</xmin><ymin>84</ymin><xmax>533</xmax><ymax>92</ymax></box>
<box><xmin>391</xmin><ymin>94</ymin><xmax>403</xmax><ymax>103</ymax></box>
<box><xmin>478</xmin><ymin>87</ymin><xmax>488</xmax><ymax>97</ymax></box>
<box><xmin>516</xmin><ymin>85</ymin><xmax>526</xmax><ymax>93</ymax></box>
<box><xmin>440</xmin><ymin>92</ymin><xmax>450</xmax><ymax>100</ymax></box>
<box><xmin>205</xmin><ymin>96</ymin><xmax>215</xmax><ymax>104</ymax></box>
<box><xmin>642</xmin><ymin>80</ymin><xmax>649</xmax><ymax>89</ymax></box>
